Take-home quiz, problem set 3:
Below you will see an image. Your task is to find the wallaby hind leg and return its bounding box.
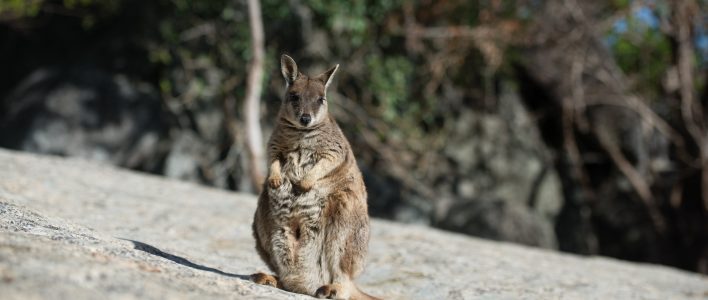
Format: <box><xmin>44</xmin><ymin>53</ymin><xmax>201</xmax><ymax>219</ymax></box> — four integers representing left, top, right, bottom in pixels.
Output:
<box><xmin>341</xmin><ymin>214</ymin><xmax>369</xmax><ymax>278</ymax></box>
<box><xmin>317</xmin><ymin>191</ymin><xmax>370</xmax><ymax>299</ymax></box>
<box><xmin>280</xmin><ymin>213</ymin><xmax>327</xmax><ymax>295</ymax></box>
<box><xmin>253</xmin><ymin>222</ymin><xmax>277</xmax><ymax>271</ymax></box>
<box><xmin>251</xmin><ymin>231</ymin><xmax>281</xmax><ymax>288</ymax></box>
<box><xmin>314</xmin><ymin>225</ymin><xmax>365</xmax><ymax>300</ymax></box>
<box><xmin>252</xmin><ymin>197</ymin><xmax>285</xmax><ymax>289</ymax></box>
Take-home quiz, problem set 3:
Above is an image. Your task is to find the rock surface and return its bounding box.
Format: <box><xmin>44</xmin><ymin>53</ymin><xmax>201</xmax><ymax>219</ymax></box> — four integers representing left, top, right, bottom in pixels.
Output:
<box><xmin>0</xmin><ymin>148</ymin><xmax>706</xmax><ymax>299</ymax></box>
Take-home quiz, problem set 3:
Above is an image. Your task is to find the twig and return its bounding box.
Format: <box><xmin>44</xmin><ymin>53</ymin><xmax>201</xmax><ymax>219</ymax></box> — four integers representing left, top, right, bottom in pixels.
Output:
<box><xmin>672</xmin><ymin>0</ymin><xmax>708</xmax><ymax>211</ymax></box>
<box><xmin>584</xmin><ymin>96</ymin><xmax>693</xmax><ymax>164</ymax></box>
<box><xmin>180</xmin><ymin>22</ymin><xmax>216</xmax><ymax>42</ymax></box>
<box><xmin>594</xmin><ymin>127</ymin><xmax>666</xmax><ymax>233</ymax></box>
<box><xmin>562</xmin><ymin>96</ymin><xmax>593</xmax><ymax>199</ymax></box>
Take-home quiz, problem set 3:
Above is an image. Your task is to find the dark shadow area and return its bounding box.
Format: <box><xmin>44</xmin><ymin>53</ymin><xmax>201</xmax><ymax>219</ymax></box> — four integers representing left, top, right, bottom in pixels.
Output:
<box><xmin>122</xmin><ymin>238</ymin><xmax>250</xmax><ymax>280</ymax></box>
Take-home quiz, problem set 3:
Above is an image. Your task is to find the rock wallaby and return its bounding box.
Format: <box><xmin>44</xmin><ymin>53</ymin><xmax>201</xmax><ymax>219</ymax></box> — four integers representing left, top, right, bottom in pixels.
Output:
<box><xmin>251</xmin><ymin>55</ymin><xmax>378</xmax><ymax>300</ymax></box>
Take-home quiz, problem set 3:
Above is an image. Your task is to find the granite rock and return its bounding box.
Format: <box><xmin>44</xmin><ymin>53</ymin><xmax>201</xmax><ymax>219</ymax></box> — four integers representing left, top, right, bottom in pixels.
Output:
<box><xmin>0</xmin><ymin>149</ymin><xmax>705</xmax><ymax>299</ymax></box>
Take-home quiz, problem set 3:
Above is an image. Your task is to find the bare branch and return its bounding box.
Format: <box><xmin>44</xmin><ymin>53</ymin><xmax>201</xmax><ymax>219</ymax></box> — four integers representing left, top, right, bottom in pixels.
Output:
<box><xmin>595</xmin><ymin>127</ymin><xmax>666</xmax><ymax>233</ymax></box>
<box><xmin>243</xmin><ymin>0</ymin><xmax>266</xmax><ymax>193</ymax></box>
<box><xmin>672</xmin><ymin>0</ymin><xmax>708</xmax><ymax>211</ymax></box>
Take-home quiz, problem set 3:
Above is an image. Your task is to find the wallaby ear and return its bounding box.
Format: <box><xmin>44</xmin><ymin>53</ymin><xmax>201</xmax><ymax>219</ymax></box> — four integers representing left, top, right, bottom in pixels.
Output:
<box><xmin>281</xmin><ymin>54</ymin><xmax>298</xmax><ymax>85</ymax></box>
<box><xmin>317</xmin><ymin>64</ymin><xmax>339</xmax><ymax>89</ymax></box>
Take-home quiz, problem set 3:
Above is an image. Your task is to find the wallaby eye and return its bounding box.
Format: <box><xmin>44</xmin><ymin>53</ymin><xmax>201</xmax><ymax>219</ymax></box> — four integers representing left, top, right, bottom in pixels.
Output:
<box><xmin>289</xmin><ymin>93</ymin><xmax>299</xmax><ymax>102</ymax></box>
<box><xmin>318</xmin><ymin>97</ymin><xmax>326</xmax><ymax>104</ymax></box>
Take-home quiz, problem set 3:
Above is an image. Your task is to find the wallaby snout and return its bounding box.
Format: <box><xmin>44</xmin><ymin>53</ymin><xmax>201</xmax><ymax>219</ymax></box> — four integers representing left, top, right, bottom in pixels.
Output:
<box><xmin>300</xmin><ymin>114</ymin><xmax>312</xmax><ymax>126</ymax></box>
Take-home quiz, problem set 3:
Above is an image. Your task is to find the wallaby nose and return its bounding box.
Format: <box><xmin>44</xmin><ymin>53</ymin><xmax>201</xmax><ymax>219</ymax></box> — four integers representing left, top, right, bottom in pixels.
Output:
<box><xmin>300</xmin><ymin>114</ymin><xmax>312</xmax><ymax>126</ymax></box>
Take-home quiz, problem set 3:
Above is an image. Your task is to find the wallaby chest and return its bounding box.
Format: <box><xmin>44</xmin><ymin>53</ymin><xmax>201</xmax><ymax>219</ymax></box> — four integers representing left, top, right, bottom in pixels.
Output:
<box><xmin>268</xmin><ymin>130</ymin><xmax>330</xmax><ymax>221</ymax></box>
<box><xmin>278</xmin><ymin>129</ymin><xmax>331</xmax><ymax>182</ymax></box>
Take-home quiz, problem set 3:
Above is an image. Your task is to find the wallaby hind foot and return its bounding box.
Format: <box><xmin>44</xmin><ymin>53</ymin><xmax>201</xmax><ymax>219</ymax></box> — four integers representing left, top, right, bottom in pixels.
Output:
<box><xmin>250</xmin><ymin>272</ymin><xmax>281</xmax><ymax>288</ymax></box>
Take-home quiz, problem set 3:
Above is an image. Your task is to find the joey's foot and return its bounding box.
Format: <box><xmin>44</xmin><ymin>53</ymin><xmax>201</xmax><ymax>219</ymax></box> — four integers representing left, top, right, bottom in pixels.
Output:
<box><xmin>268</xmin><ymin>175</ymin><xmax>282</xmax><ymax>189</ymax></box>
<box><xmin>296</xmin><ymin>177</ymin><xmax>315</xmax><ymax>192</ymax></box>
<box><xmin>315</xmin><ymin>283</ymin><xmax>347</xmax><ymax>299</ymax></box>
<box><xmin>250</xmin><ymin>273</ymin><xmax>281</xmax><ymax>288</ymax></box>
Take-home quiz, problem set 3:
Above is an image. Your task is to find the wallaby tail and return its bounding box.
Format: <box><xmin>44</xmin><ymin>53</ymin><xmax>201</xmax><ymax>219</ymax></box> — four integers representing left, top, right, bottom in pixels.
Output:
<box><xmin>352</xmin><ymin>285</ymin><xmax>381</xmax><ymax>300</ymax></box>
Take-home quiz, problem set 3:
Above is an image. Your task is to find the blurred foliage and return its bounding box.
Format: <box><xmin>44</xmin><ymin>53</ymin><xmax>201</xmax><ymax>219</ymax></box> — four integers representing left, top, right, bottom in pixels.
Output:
<box><xmin>306</xmin><ymin>0</ymin><xmax>403</xmax><ymax>47</ymax></box>
<box><xmin>606</xmin><ymin>14</ymin><xmax>673</xmax><ymax>99</ymax></box>
<box><xmin>2</xmin><ymin>0</ymin><xmax>704</xmax><ymax>123</ymax></box>
<box><xmin>145</xmin><ymin>0</ymin><xmax>252</xmax><ymax>136</ymax></box>
<box><xmin>0</xmin><ymin>0</ymin><xmax>121</xmax><ymax>28</ymax></box>
<box><xmin>2</xmin><ymin>0</ymin><xmax>706</xmax><ymax>193</ymax></box>
<box><xmin>0</xmin><ymin>0</ymin><xmax>43</xmax><ymax>18</ymax></box>
<box><xmin>7</xmin><ymin>0</ymin><xmax>701</xmax><ymax>171</ymax></box>
<box><xmin>366</xmin><ymin>55</ymin><xmax>414</xmax><ymax>123</ymax></box>
<box><xmin>12</xmin><ymin>0</ymin><xmax>696</xmax><ymax>138</ymax></box>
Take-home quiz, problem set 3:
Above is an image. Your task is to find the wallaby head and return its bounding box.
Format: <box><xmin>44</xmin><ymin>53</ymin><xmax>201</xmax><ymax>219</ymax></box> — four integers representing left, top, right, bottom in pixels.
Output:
<box><xmin>280</xmin><ymin>54</ymin><xmax>339</xmax><ymax>128</ymax></box>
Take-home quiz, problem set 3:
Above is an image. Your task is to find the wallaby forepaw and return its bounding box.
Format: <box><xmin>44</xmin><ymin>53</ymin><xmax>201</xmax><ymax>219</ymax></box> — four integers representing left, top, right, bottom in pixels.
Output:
<box><xmin>315</xmin><ymin>284</ymin><xmax>347</xmax><ymax>299</ymax></box>
<box><xmin>251</xmin><ymin>272</ymin><xmax>280</xmax><ymax>288</ymax></box>
<box><xmin>268</xmin><ymin>174</ymin><xmax>282</xmax><ymax>189</ymax></box>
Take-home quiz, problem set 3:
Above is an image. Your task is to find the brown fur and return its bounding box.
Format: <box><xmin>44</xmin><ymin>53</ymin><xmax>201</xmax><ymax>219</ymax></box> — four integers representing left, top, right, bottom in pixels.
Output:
<box><xmin>251</xmin><ymin>55</ymin><xmax>378</xmax><ymax>300</ymax></box>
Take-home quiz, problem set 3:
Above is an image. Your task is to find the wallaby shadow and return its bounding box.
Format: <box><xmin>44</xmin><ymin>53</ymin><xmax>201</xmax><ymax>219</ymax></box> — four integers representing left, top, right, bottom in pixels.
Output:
<box><xmin>122</xmin><ymin>238</ymin><xmax>250</xmax><ymax>281</ymax></box>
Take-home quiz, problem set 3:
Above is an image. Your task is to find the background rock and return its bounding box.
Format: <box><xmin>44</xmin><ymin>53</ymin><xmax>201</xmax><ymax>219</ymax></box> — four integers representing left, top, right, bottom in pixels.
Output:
<box><xmin>435</xmin><ymin>88</ymin><xmax>562</xmax><ymax>249</ymax></box>
<box><xmin>0</xmin><ymin>149</ymin><xmax>705</xmax><ymax>299</ymax></box>
<box><xmin>0</xmin><ymin>66</ymin><xmax>168</xmax><ymax>173</ymax></box>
